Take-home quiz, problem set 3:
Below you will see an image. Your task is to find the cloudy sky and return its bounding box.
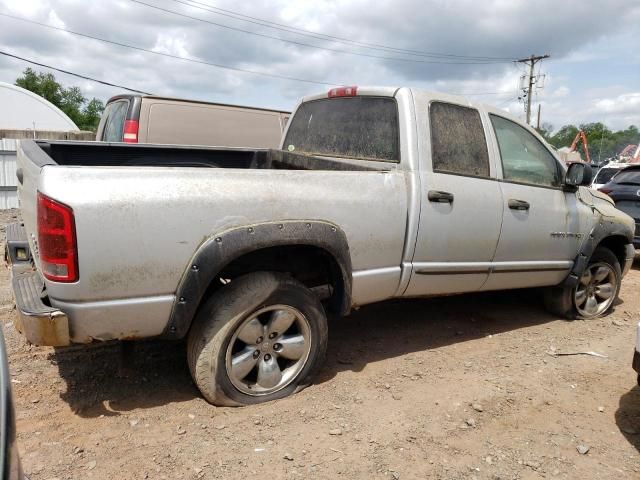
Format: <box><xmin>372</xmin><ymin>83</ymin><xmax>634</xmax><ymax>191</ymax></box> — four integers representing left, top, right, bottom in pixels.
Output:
<box><xmin>0</xmin><ymin>0</ymin><xmax>639</xmax><ymax>132</ymax></box>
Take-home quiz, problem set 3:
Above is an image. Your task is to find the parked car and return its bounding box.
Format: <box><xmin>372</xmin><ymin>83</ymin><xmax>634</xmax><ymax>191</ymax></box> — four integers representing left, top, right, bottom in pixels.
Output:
<box><xmin>598</xmin><ymin>164</ymin><xmax>640</xmax><ymax>248</ymax></box>
<box><xmin>591</xmin><ymin>162</ymin><xmax>629</xmax><ymax>190</ymax></box>
<box><xmin>96</xmin><ymin>94</ymin><xmax>290</xmax><ymax>149</ymax></box>
<box><xmin>7</xmin><ymin>86</ymin><xmax>636</xmax><ymax>406</ymax></box>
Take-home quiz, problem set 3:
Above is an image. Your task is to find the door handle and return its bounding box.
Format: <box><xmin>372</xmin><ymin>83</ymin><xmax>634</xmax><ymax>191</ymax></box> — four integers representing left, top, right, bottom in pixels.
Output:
<box><xmin>508</xmin><ymin>199</ymin><xmax>530</xmax><ymax>210</ymax></box>
<box><xmin>428</xmin><ymin>190</ymin><xmax>454</xmax><ymax>203</ymax></box>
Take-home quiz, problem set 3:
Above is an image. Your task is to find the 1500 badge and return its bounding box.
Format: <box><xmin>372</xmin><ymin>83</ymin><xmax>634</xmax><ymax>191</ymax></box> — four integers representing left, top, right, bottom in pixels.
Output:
<box><xmin>550</xmin><ymin>232</ymin><xmax>583</xmax><ymax>239</ymax></box>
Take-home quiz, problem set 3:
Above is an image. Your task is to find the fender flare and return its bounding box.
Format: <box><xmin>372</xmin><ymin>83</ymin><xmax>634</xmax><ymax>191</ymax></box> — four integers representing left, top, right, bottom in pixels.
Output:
<box><xmin>562</xmin><ymin>217</ymin><xmax>633</xmax><ymax>288</ymax></box>
<box><xmin>163</xmin><ymin>220</ymin><xmax>352</xmax><ymax>339</ymax></box>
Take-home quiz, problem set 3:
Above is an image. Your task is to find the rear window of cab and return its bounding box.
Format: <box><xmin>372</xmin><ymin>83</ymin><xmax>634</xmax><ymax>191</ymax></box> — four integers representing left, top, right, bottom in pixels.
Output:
<box><xmin>284</xmin><ymin>97</ymin><xmax>399</xmax><ymax>162</ymax></box>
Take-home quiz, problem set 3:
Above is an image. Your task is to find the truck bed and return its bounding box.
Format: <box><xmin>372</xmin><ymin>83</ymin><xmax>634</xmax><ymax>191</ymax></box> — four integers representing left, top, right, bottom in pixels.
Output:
<box><xmin>16</xmin><ymin>138</ymin><xmax>408</xmax><ymax>344</ymax></box>
<box><xmin>29</xmin><ymin>141</ymin><xmax>384</xmax><ymax>171</ymax></box>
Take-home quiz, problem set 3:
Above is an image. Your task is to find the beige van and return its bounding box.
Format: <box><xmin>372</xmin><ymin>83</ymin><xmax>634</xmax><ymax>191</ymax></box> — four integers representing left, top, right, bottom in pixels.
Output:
<box><xmin>96</xmin><ymin>95</ymin><xmax>290</xmax><ymax>148</ymax></box>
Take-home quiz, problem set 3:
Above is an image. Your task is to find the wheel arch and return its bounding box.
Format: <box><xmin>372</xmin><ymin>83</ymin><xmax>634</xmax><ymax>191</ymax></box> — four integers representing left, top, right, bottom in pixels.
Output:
<box><xmin>163</xmin><ymin>221</ymin><xmax>352</xmax><ymax>339</ymax></box>
<box><xmin>596</xmin><ymin>234</ymin><xmax>630</xmax><ymax>270</ymax></box>
<box><xmin>563</xmin><ymin>218</ymin><xmax>633</xmax><ymax>288</ymax></box>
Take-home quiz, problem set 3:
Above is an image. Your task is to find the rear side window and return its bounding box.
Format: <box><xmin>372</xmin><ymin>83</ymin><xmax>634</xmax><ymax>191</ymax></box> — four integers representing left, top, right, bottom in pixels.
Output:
<box><xmin>102</xmin><ymin>101</ymin><xmax>129</xmax><ymax>142</ymax></box>
<box><xmin>612</xmin><ymin>169</ymin><xmax>640</xmax><ymax>185</ymax></box>
<box><xmin>490</xmin><ymin>115</ymin><xmax>561</xmax><ymax>187</ymax></box>
<box><xmin>284</xmin><ymin>97</ymin><xmax>399</xmax><ymax>162</ymax></box>
<box><xmin>429</xmin><ymin>102</ymin><xmax>490</xmax><ymax>177</ymax></box>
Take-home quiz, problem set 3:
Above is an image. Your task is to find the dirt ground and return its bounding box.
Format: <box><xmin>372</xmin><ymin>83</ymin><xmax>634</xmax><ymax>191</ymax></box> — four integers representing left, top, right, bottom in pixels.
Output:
<box><xmin>1</xmin><ymin>209</ymin><xmax>639</xmax><ymax>480</ymax></box>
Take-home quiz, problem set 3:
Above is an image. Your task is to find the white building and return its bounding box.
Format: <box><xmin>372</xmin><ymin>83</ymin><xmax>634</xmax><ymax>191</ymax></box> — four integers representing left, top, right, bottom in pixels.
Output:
<box><xmin>0</xmin><ymin>81</ymin><xmax>81</xmax><ymax>208</ymax></box>
<box><xmin>0</xmin><ymin>81</ymin><xmax>78</xmax><ymax>131</ymax></box>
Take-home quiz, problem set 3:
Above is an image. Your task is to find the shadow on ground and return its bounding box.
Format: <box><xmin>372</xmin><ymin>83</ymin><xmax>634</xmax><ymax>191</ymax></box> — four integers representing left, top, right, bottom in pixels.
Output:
<box><xmin>50</xmin><ymin>287</ymin><xmax>585</xmax><ymax>417</ymax></box>
<box><xmin>616</xmin><ymin>385</ymin><xmax>640</xmax><ymax>451</ymax></box>
<box><xmin>49</xmin><ymin>339</ymin><xmax>199</xmax><ymax>418</ymax></box>
<box><xmin>317</xmin><ymin>288</ymin><xmax>563</xmax><ymax>384</ymax></box>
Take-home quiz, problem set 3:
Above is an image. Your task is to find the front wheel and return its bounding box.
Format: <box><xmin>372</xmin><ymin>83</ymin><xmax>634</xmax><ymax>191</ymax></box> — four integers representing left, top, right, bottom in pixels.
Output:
<box><xmin>187</xmin><ymin>271</ymin><xmax>328</xmax><ymax>406</ymax></box>
<box><xmin>544</xmin><ymin>247</ymin><xmax>621</xmax><ymax>319</ymax></box>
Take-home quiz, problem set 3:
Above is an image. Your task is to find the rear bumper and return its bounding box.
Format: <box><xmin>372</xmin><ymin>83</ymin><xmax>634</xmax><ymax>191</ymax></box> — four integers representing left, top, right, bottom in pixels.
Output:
<box><xmin>5</xmin><ymin>223</ymin><xmax>71</xmax><ymax>346</ymax></box>
<box><xmin>6</xmin><ymin>222</ymin><xmax>173</xmax><ymax>345</ymax></box>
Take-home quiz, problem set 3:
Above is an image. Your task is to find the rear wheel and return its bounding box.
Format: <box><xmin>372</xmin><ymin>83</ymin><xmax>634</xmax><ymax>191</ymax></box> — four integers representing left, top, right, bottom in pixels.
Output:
<box><xmin>187</xmin><ymin>271</ymin><xmax>328</xmax><ymax>406</ymax></box>
<box><xmin>544</xmin><ymin>247</ymin><xmax>621</xmax><ymax>319</ymax></box>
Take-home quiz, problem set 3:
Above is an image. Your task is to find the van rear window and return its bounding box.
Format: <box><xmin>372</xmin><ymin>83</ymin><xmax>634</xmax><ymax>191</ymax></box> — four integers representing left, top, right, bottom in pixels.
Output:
<box><xmin>101</xmin><ymin>100</ymin><xmax>129</xmax><ymax>142</ymax></box>
<box><xmin>284</xmin><ymin>97</ymin><xmax>399</xmax><ymax>162</ymax></box>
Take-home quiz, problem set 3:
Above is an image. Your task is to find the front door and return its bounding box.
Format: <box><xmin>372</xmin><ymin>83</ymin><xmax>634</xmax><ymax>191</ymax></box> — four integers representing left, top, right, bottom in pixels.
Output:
<box><xmin>482</xmin><ymin>114</ymin><xmax>582</xmax><ymax>291</ymax></box>
<box><xmin>404</xmin><ymin>101</ymin><xmax>503</xmax><ymax>296</ymax></box>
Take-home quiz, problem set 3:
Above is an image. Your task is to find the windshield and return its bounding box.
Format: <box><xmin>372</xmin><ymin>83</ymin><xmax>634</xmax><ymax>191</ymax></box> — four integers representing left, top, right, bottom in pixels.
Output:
<box><xmin>284</xmin><ymin>97</ymin><xmax>399</xmax><ymax>162</ymax></box>
<box><xmin>594</xmin><ymin>167</ymin><xmax>622</xmax><ymax>185</ymax></box>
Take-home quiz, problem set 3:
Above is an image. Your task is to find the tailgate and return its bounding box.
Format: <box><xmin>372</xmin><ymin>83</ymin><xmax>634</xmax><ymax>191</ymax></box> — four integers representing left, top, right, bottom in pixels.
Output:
<box><xmin>16</xmin><ymin>140</ymin><xmax>57</xmax><ymax>271</ymax></box>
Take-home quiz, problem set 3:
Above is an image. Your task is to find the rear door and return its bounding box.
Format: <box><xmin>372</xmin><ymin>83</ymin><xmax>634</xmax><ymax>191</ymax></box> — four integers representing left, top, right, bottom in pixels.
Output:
<box><xmin>482</xmin><ymin>114</ymin><xmax>582</xmax><ymax>291</ymax></box>
<box><xmin>404</xmin><ymin>101</ymin><xmax>503</xmax><ymax>296</ymax></box>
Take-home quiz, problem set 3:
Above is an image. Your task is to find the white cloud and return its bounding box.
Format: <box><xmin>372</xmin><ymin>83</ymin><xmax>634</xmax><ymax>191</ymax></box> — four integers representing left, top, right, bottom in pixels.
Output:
<box><xmin>593</xmin><ymin>93</ymin><xmax>640</xmax><ymax>114</ymax></box>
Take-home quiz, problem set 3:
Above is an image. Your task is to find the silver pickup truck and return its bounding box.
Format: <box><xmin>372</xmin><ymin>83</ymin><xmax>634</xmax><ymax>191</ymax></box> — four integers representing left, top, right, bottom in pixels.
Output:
<box><xmin>6</xmin><ymin>86</ymin><xmax>636</xmax><ymax>406</ymax></box>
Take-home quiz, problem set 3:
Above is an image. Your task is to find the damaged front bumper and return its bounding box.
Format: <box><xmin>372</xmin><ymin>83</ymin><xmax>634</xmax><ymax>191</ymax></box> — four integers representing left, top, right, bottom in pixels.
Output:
<box><xmin>5</xmin><ymin>222</ymin><xmax>70</xmax><ymax>347</ymax></box>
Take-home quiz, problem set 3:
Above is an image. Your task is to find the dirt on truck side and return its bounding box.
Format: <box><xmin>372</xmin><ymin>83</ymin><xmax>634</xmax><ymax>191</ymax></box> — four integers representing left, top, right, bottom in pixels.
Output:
<box><xmin>0</xmin><ymin>208</ymin><xmax>639</xmax><ymax>480</ymax></box>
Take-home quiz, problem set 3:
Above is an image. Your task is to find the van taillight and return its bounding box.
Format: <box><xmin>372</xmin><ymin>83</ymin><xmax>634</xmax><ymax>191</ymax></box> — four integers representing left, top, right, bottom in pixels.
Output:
<box><xmin>37</xmin><ymin>192</ymin><xmax>78</xmax><ymax>282</ymax></box>
<box><xmin>123</xmin><ymin>120</ymin><xmax>139</xmax><ymax>143</ymax></box>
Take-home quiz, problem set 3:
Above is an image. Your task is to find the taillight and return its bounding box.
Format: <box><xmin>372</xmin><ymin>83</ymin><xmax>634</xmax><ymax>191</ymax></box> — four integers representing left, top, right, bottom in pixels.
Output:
<box><xmin>328</xmin><ymin>86</ymin><xmax>358</xmax><ymax>98</ymax></box>
<box><xmin>123</xmin><ymin>119</ymin><xmax>139</xmax><ymax>143</ymax></box>
<box><xmin>598</xmin><ymin>187</ymin><xmax>613</xmax><ymax>195</ymax></box>
<box><xmin>37</xmin><ymin>192</ymin><xmax>78</xmax><ymax>282</ymax></box>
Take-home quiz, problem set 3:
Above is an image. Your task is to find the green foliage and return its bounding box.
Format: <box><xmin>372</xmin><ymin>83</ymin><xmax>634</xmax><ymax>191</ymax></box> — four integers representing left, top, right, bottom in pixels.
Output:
<box><xmin>541</xmin><ymin>121</ymin><xmax>640</xmax><ymax>164</ymax></box>
<box><xmin>15</xmin><ymin>68</ymin><xmax>105</xmax><ymax>132</ymax></box>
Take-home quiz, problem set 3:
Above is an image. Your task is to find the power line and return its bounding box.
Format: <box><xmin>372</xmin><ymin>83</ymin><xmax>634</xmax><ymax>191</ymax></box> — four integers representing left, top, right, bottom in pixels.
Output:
<box><xmin>496</xmin><ymin>96</ymin><xmax>519</xmax><ymax>108</ymax></box>
<box><xmin>0</xmin><ymin>12</ymin><xmax>343</xmax><ymax>86</ymax></box>
<box><xmin>128</xmin><ymin>0</ymin><xmax>511</xmax><ymax>65</ymax></box>
<box><xmin>448</xmin><ymin>91</ymin><xmax>517</xmax><ymax>96</ymax></box>
<box><xmin>0</xmin><ymin>50</ymin><xmax>152</xmax><ymax>94</ymax></box>
<box><xmin>171</xmin><ymin>0</ymin><xmax>518</xmax><ymax>62</ymax></box>
<box><xmin>0</xmin><ymin>13</ymin><xmax>525</xmax><ymax>95</ymax></box>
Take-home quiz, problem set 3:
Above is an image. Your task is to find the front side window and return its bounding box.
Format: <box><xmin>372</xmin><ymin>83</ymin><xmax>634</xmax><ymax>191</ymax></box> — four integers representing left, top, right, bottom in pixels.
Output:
<box><xmin>284</xmin><ymin>97</ymin><xmax>399</xmax><ymax>162</ymax></box>
<box><xmin>429</xmin><ymin>102</ymin><xmax>490</xmax><ymax>177</ymax></box>
<box><xmin>102</xmin><ymin>101</ymin><xmax>129</xmax><ymax>142</ymax></box>
<box><xmin>490</xmin><ymin>115</ymin><xmax>561</xmax><ymax>187</ymax></box>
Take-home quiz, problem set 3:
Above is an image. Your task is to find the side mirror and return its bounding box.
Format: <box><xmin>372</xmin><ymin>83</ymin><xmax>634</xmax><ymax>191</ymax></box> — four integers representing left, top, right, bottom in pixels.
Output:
<box><xmin>564</xmin><ymin>162</ymin><xmax>593</xmax><ymax>189</ymax></box>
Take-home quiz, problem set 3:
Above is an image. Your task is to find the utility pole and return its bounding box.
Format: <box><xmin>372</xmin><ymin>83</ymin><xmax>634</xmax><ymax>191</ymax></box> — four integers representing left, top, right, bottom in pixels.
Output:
<box><xmin>536</xmin><ymin>104</ymin><xmax>541</xmax><ymax>130</ymax></box>
<box><xmin>516</xmin><ymin>54</ymin><xmax>550</xmax><ymax>125</ymax></box>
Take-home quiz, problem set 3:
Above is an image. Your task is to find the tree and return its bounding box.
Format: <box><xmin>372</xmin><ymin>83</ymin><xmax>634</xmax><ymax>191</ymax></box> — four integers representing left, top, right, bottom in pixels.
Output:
<box><xmin>546</xmin><ymin>122</ymin><xmax>640</xmax><ymax>163</ymax></box>
<box><xmin>15</xmin><ymin>68</ymin><xmax>104</xmax><ymax>132</ymax></box>
<box><xmin>535</xmin><ymin>122</ymin><xmax>554</xmax><ymax>140</ymax></box>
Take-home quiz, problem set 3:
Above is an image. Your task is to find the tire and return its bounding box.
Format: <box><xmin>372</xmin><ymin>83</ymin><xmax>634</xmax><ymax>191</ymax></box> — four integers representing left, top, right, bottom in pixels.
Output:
<box><xmin>544</xmin><ymin>247</ymin><xmax>621</xmax><ymax>320</ymax></box>
<box><xmin>187</xmin><ymin>271</ymin><xmax>328</xmax><ymax>406</ymax></box>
